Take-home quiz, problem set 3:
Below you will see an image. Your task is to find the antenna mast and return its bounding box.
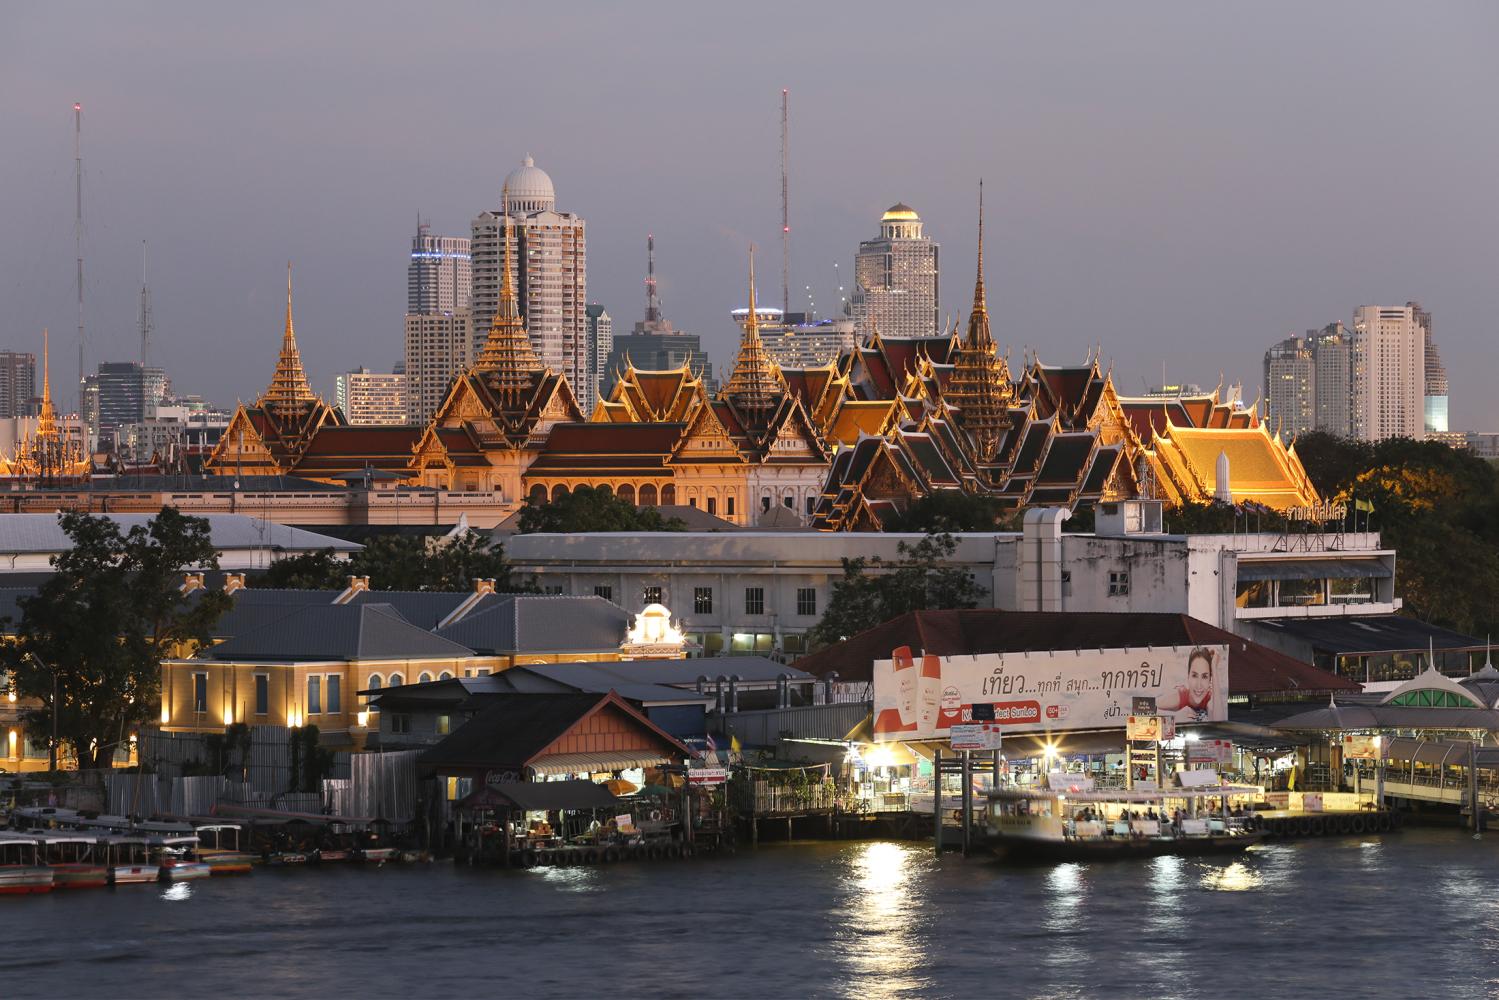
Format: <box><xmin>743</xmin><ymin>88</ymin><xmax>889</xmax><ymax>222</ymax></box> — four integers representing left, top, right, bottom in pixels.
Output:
<box><xmin>780</xmin><ymin>88</ymin><xmax>790</xmax><ymax>320</ymax></box>
<box><xmin>139</xmin><ymin>241</ymin><xmax>153</xmax><ymax>367</ymax></box>
<box><xmin>645</xmin><ymin>233</ymin><xmax>660</xmax><ymax>323</ymax></box>
<box><xmin>74</xmin><ymin>102</ymin><xmax>85</xmax><ymax>421</ymax></box>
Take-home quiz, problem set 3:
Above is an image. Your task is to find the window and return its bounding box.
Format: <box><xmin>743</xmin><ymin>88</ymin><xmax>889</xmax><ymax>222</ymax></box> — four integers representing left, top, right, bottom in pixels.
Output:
<box><xmin>694</xmin><ymin>587</ymin><xmax>713</xmax><ymax>615</ymax></box>
<box><xmin>326</xmin><ymin>676</ymin><xmax>342</xmax><ymax>715</ymax></box>
<box><xmin>783</xmin><ymin>495</ymin><xmax>794</xmax><ymax>509</ymax></box>
<box><xmin>390</xmin><ymin>713</ymin><xmax>411</xmax><ymax>734</ymax></box>
<box><xmin>707</xmin><ymin>497</ymin><xmax>717</xmax><ymax>515</ymax></box>
<box><xmin>418</xmin><ymin>672</ymin><xmax>434</xmax><ymax>684</ymax></box>
<box><xmin>193</xmin><ymin>673</ymin><xmax>208</xmax><ymax>714</ymax></box>
<box><xmin>594</xmin><ymin>585</ymin><xmax>613</xmax><ymax>602</ymax></box>
<box><xmin>544</xmin><ymin>585</ymin><xmax>564</xmax><ymax>595</ymax></box>
<box><xmin>307</xmin><ymin>676</ymin><xmax>322</xmax><ymax>715</ymax></box>
<box><xmin>1061</xmin><ymin>571</ymin><xmax>1072</xmax><ymax>598</ymax></box>
<box><xmin>368</xmin><ymin>674</ymin><xmax>383</xmax><ymax>692</ymax></box>
<box><xmin>388</xmin><ymin>672</ymin><xmax>404</xmax><ymax>688</ymax></box>
<box><xmin>806</xmin><ymin>497</ymin><xmax>815</xmax><ymax>517</ymax></box>
<box><xmin>439</xmin><ymin>671</ymin><xmax>453</xmax><ymax>681</ymax></box>
<box><xmin>745</xmin><ymin>587</ymin><xmax>765</xmax><ymax>615</ymax></box>
<box><xmin>1108</xmin><ymin>571</ymin><xmax>1129</xmax><ymax>597</ymax></box>
<box><xmin>643</xmin><ymin>586</ymin><xmax>663</xmax><ymax>605</ymax></box>
<box><xmin>726</xmin><ymin>497</ymin><xmax>736</xmax><ymax>516</ymax></box>
<box><xmin>761</xmin><ymin>496</ymin><xmax>772</xmax><ymax>512</ymax></box>
<box><xmin>437</xmin><ymin>714</ymin><xmax>452</xmax><ymax>736</ymax></box>
<box><xmin>796</xmin><ymin>587</ymin><xmax>817</xmax><ymax>617</ymax></box>
<box><xmin>254</xmin><ymin>674</ymin><xmax>269</xmax><ymax>716</ymax></box>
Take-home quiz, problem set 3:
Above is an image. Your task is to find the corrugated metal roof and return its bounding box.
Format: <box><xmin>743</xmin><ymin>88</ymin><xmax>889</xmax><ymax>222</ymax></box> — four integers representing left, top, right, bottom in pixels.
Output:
<box><xmin>205</xmin><ymin>603</ymin><xmax>476</xmax><ymax>662</ymax></box>
<box><xmin>529</xmin><ymin>751</ymin><xmax>673</xmax><ymax>776</ymax></box>
<box><xmin>1251</xmin><ymin>614</ymin><xmax>1482</xmax><ymax>654</ymax></box>
<box><xmin>435</xmin><ymin>595</ymin><xmax>629</xmax><ymax>654</ymax></box>
<box><xmin>0</xmin><ymin>513</ymin><xmax>359</xmax><ymax>555</ymax></box>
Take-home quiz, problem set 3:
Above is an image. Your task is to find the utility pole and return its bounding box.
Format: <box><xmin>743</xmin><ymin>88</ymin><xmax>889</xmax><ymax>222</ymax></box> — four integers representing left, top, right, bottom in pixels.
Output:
<box><xmin>780</xmin><ymin>88</ymin><xmax>790</xmax><ymax>320</ymax></box>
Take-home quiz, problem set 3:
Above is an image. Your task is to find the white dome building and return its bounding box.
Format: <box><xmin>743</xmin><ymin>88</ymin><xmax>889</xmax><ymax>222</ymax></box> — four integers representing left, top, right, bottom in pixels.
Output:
<box><xmin>503</xmin><ymin>155</ymin><xmax>556</xmax><ymax>214</ymax></box>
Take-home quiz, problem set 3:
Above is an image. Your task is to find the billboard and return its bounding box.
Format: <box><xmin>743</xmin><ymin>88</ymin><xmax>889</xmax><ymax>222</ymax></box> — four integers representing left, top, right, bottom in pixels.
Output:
<box><xmin>1340</xmin><ymin>735</ymin><xmax>1380</xmax><ymax>760</ymax></box>
<box><xmin>872</xmin><ymin>643</ymin><xmax>1229</xmax><ymax>742</ymax></box>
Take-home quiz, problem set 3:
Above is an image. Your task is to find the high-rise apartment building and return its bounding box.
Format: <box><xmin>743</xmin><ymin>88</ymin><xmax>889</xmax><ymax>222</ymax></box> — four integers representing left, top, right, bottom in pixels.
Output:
<box><xmin>582</xmin><ymin>304</ymin><xmax>613</xmax><ymax>414</ymax></box>
<box><xmin>404</xmin><ymin>310</ymin><xmax>471</xmax><ymax>424</ymax></box>
<box><xmin>0</xmin><ymin>352</ymin><xmax>37</xmax><ymax>419</ymax></box>
<box><xmin>1263</xmin><ymin>335</ymin><xmax>1315</xmax><ymax>438</ymax></box>
<box><xmin>850</xmin><ymin>203</ymin><xmax>939</xmax><ymax>339</ymax></box>
<box><xmin>1261</xmin><ymin>322</ymin><xmax>1359</xmax><ymax>440</ymax></box>
<box><xmin>1408</xmin><ymin>301</ymin><xmax>1449</xmax><ymax>435</ymax></box>
<box><xmin>762</xmin><ymin>317</ymin><xmax>859</xmax><ymax>369</ymax></box>
<box><xmin>1310</xmin><ymin>323</ymin><xmax>1354</xmax><ymax>439</ymax></box>
<box><xmin>335</xmin><ymin>367</ymin><xmax>408</xmax><ymax>425</ymax></box>
<box><xmin>408</xmin><ymin>225</ymin><xmax>471</xmax><ymax>315</ymax></box>
<box><xmin>1352</xmin><ymin>305</ymin><xmax>1425</xmax><ymax>441</ymax></box>
<box><xmin>471</xmin><ymin>157</ymin><xmax>586</xmax><ymax>402</ymax></box>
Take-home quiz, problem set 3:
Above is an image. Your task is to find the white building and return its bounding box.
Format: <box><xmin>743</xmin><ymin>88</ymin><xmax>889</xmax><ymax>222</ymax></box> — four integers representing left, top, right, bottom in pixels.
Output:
<box><xmin>762</xmin><ymin>318</ymin><xmax>858</xmax><ymax>369</ymax></box>
<box><xmin>584</xmin><ymin>303</ymin><xmax>613</xmax><ymax>414</ymax></box>
<box><xmin>335</xmin><ymin>368</ymin><xmax>408</xmax><ymax>425</ymax></box>
<box><xmin>849</xmin><ymin>203</ymin><xmax>939</xmax><ymax>339</ymax></box>
<box><xmin>1352</xmin><ymin>305</ymin><xmax>1426</xmax><ymax>441</ymax></box>
<box><xmin>470</xmin><ymin>157</ymin><xmax>587</xmax><ymax>406</ymax></box>
<box><xmin>503</xmin><ymin>501</ymin><xmax>1397</xmax><ymax>660</ymax></box>
<box><xmin>408</xmin><ymin>226</ymin><xmax>471</xmax><ymax>315</ymax></box>
<box><xmin>403</xmin><ymin>310</ymin><xmax>471</xmax><ymax>424</ymax></box>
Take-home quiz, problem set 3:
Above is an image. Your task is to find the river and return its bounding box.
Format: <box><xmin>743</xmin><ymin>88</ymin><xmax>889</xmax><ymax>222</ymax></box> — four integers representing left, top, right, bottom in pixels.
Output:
<box><xmin>6</xmin><ymin>828</ymin><xmax>1496</xmax><ymax>999</ymax></box>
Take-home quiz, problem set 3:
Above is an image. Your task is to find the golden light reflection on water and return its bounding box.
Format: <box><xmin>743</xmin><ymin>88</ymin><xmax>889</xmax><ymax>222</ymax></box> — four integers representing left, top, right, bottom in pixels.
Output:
<box><xmin>1201</xmin><ymin>861</ymin><xmax>1260</xmax><ymax>892</ymax></box>
<box><xmin>1042</xmin><ymin>862</ymin><xmax>1087</xmax><ymax>933</ymax></box>
<box><xmin>161</xmin><ymin>881</ymin><xmax>194</xmax><ymax>901</ymax></box>
<box><xmin>839</xmin><ymin>842</ymin><xmax>929</xmax><ymax>1000</ymax></box>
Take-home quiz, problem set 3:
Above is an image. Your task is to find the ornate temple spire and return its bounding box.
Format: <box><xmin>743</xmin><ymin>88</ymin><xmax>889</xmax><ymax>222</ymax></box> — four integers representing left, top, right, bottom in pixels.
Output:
<box><xmin>722</xmin><ymin>245</ymin><xmax>783</xmax><ymax>413</ymax></box>
<box><xmin>260</xmin><ymin>263</ymin><xmax>319</xmax><ymax>420</ymax></box>
<box><xmin>946</xmin><ymin>181</ymin><xmax>1014</xmax><ymax>461</ymax></box>
<box><xmin>474</xmin><ymin>214</ymin><xmax>544</xmax><ymax>399</ymax></box>
<box><xmin>37</xmin><ymin>327</ymin><xmax>56</xmax><ymax>437</ymax></box>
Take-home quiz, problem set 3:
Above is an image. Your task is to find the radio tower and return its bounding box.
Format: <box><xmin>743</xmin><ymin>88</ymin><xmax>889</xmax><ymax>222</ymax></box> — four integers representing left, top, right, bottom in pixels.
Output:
<box><xmin>780</xmin><ymin>87</ymin><xmax>790</xmax><ymax>320</ymax></box>
<box><xmin>139</xmin><ymin>241</ymin><xmax>153</xmax><ymax>366</ymax></box>
<box><xmin>645</xmin><ymin>233</ymin><xmax>660</xmax><ymax>323</ymax></box>
<box><xmin>74</xmin><ymin>102</ymin><xmax>85</xmax><ymax>420</ymax></box>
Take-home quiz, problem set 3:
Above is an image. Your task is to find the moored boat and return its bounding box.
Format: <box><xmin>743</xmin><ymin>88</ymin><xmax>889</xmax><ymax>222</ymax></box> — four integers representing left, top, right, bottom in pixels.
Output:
<box><xmin>193</xmin><ymin>823</ymin><xmax>255</xmax><ymax>875</ymax></box>
<box><xmin>985</xmin><ymin>774</ymin><xmax>1265</xmax><ymax>863</ymax></box>
<box><xmin>267</xmin><ymin>851</ymin><xmax>309</xmax><ymax>867</ymax></box>
<box><xmin>0</xmin><ymin>833</ymin><xmax>55</xmax><ymax>894</ymax></box>
<box><xmin>149</xmin><ymin>835</ymin><xmax>212</xmax><ymax>881</ymax></box>
<box><xmin>99</xmin><ymin>834</ymin><xmax>157</xmax><ymax>885</ymax></box>
<box><xmin>354</xmin><ymin>846</ymin><xmax>397</xmax><ymax>864</ymax></box>
<box><xmin>35</xmin><ymin>832</ymin><xmax>108</xmax><ymax>888</ymax></box>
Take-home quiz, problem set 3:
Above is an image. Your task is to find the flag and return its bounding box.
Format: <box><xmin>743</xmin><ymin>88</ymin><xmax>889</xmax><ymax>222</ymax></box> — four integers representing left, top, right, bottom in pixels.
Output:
<box><xmin>730</xmin><ymin>734</ymin><xmax>742</xmax><ymax>754</ymax></box>
<box><xmin>1354</xmin><ymin>498</ymin><xmax>1374</xmax><ymax>513</ymax></box>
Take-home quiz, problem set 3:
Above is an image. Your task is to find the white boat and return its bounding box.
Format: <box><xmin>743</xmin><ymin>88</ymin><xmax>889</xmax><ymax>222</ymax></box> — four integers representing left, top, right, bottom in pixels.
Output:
<box><xmin>985</xmin><ymin>773</ymin><xmax>1265</xmax><ymax>862</ymax></box>
<box><xmin>34</xmin><ymin>832</ymin><xmax>108</xmax><ymax>889</ymax></box>
<box><xmin>99</xmin><ymin>834</ymin><xmax>157</xmax><ymax>885</ymax></box>
<box><xmin>148</xmin><ymin>835</ymin><xmax>212</xmax><ymax>882</ymax></box>
<box><xmin>9</xmin><ymin>806</ymin><xmax>81</xmax><ymax>830</ymax></box>
<box><xmin>0</xmin><ymin>832</ymin><xmax>55</xmax><ymax>894</ymax></box>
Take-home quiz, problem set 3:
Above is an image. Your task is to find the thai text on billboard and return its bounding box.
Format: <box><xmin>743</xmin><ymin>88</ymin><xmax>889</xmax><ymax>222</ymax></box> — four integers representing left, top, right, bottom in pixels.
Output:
<box><xmin>871</xmin><ymin>643</ymin><xmax>1229</xmax><ymax>742</ymax></box>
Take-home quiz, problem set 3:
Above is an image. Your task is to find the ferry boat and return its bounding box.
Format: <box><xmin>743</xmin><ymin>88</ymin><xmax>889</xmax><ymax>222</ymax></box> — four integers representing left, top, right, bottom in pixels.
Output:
<box><xmin>193</xmin><ymin>823</ymin><xmax>255</xmax><ymax>875</ymax></box>
<box><xmin>34</xmin><ymin>832</ymin><xmax>108</xmax><ymax>888</ymax></box>
<box><xmin>0</xmin><ymin>833</ymin><xmax>55</xmax><ymax>894</ymax></box>
<box><xmin>148</xmin><ymin>834</ymin><xmax>212</xmax><ymax>881</ymax></box>
<box><xmin>100</xmin><ymin>835</ymin><xmax>159</xmax><ymax>885</ymax></box>
<box><xmin>354</xmin><ymin>846</ymin><xmax>397</xmax><ymax>864</ymax></box>
<box><xmin>985</xmin><ymin>773</ymin><xmax>1265</xmax><ymax>862</ymax></box>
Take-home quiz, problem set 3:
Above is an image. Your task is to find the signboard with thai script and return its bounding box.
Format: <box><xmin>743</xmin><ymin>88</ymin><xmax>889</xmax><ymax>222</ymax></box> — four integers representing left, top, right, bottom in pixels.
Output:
<box><xmin>687</xmin><ymin>767</ymin><xmax>729</xmax><ymax>786</ymax></box>
<box><xmin>1340</xmin><ymin>735</ymin><xmax>1380</xmax><ymax>760</ymax></box>
<box><xmin>872</xmin><ymin>643</ymin><xmax>1227</xmax><ymax>742</ymax></box>
<box><xmin>1187</xmin><ymin>739</ymin><xmax>1234</xmax><ymax>765</ymax></box>
<box><xmin>948</xmin><ymin>723</ymin><xmax>1004</xmax><ymax>751</ymax></box>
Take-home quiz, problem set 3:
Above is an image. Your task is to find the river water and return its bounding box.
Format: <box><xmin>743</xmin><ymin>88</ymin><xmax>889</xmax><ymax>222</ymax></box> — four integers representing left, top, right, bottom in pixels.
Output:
<box><xmin>7</xmin><ymin>828</ymin><xmax>1497</xmax><ymax>999</ymax></box>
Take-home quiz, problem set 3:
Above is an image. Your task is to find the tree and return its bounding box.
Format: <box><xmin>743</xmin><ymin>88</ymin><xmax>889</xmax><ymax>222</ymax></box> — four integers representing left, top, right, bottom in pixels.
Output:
<box><xmin>3</xmin><ymin>509</ymin><xmax>231</xmax><ymax>770</ymax></box>
<box><xmin>517</xmin><ymin>485</ymin><xmax>687</xmax><ymax>533</ymax></box>
<box><xmin>253</xmin><ymin>532</ymin><xmax>536</xmax><ymax>593</ymax></box>
<box><xmin>809</xmin><ymin>532</ymin><xmax>985</xmax><ymax>646</ymax></box>
<box><xmin>881</xmin><ymin>492</ymin><xmax>1016</xmax><ymax>533</ymax></box>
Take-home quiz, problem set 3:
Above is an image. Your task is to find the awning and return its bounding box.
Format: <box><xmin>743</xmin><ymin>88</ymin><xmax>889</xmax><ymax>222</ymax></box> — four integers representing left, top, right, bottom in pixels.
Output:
<box><xmin>1236</xmin><ymin>559</ymin><xmax>1392</xmax><ymax>581</ymax></box>
<box><xmin>461</xmin><ymin>780</ymin><xmax>619</xmax><ymax>812</ymax></box>
<box><xmin>528</xmin><ymin>751</ymin><xmax>673</xmax><ymax>776</ymax></box>
<box><xmin>1382</xmin><ymin>737</ymin><xmax>1472</xmax><ymax>768</ymax></box>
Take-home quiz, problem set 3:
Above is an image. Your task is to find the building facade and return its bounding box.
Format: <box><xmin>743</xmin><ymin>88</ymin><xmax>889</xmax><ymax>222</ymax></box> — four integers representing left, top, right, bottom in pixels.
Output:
<box><xmin>1409</xmin><ymin>301</ymin><xmax>1449</xmax><ymax>436</ymax></box>
<box><xmin>470</xmin><ymin>157</ymin><xmax>587</xmax><ymax>407</ymax></box>
<box><xmin>335</xmin><ymin>367</ymin><xmax>409</xmax><ymax>425</ymax></box>
<box><xmin>762</xmin><ymin>318</ymin><xmax>858</xmax><ymax>369</ymax></box>
<box><xmin>850</xmin><ymin>203</ymin><xmax>939</xmax><ymax>339</ymax></box>
<box><xmin>1263</xmin><ymin>335</ymin><xmax>1315</xmax><ymax>438</ymax></box>
<box><xmin>583</xmin><ymin>303</ymin><xmax>613</xmax><ymax>415</ymax></box>
<box><xmin>404</xmin><ymin>310</ymin><xmax>471</xmax><ymax>424</ymax></box>
<box><xmin>1352</xmin><ymin>305</ymin><xmax>1425</xmax><ymax>441</ymax></box>
<box><xmin>408</xmin><ymin>226</ymin><xmax>471</xmax><ymax>315</ymax></box>
<box><xmin>0</xmin><ymin>352</ymin><xmax>36</xmax><ymax>420</ymax></box>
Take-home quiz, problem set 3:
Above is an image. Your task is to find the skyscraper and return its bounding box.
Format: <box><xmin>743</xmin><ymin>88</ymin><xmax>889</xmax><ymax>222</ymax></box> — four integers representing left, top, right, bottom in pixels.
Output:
<box><xmin>336</xmin><ymin>367</ymin><xmax>408</xmax><ymax>425</ymax></box>
<box><xmin>1352</xmin><ymin>305</ymin><xmax>1425</xmax><ymax>441</ymax></box>
<box><xmin>407</xmin><ymin>223</ymin><xmax>471</xmax><ymax>315</ymax></box>
<box><xmin>404</xmin><ymin>310</ymin><xmax>471</xmax><ymax>424</ymax></box>
<box><xmin>583</xmin><ymin>304</ymin><xmax>613</xmax><ymax>413</ymax></box>
<box><xmin>1408</xmin><ymin>301</ymin><xmax>1449</xmax><ymax>435</ymax></box>
<box><xmin>1263</xmin><ymin>335</ymin><xmax>1315</xmax><ymax>438</ymax></box>
<box><xmin>850</xmin><ymin>203</ymin><xmax>939</xmax><ymax>339</ymax></box>
<box><xmin>470</xmin><ymin>157</ymin><xmax>587</xmax><ymax>402</ymax></box>
<box><xmin>1310</xmin><ymin>322</ymin><xmax>1354</xmax><ymax>439</ymax></box>
<box><xmin>0</xmin><ymin>352</ymin><xmax>37</xmax><ymax>419</ymax></box>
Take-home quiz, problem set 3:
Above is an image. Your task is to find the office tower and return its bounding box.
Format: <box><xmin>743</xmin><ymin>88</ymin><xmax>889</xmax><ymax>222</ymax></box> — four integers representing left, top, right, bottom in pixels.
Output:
<box><xmin>849</xmin><ymin>203</ymin><xmax>939</xmax><ymax>339</ymax></box>
<box><xmin>403</xmin><ymin>310</ymin><xmax>471</xmax><ymax>424</ymax></box>
<box><xmin>408</xmin><ymin>224</ymin><xmax>471</xmax><ymax>315</ymax></box>
<box><xmin>1408</xmin><ymin>301</ymin><xmax>1449</xmax><ymax>435</ymax></box>
<box><xmin>601</xmin><ymin>236</ymin><xmax>716</xmax><ymax>396</ymax></box>
<box><xmin>0</xmin><ymin>352</ymin><xmax>37</xmax><ymax>419</ymax></box>
<box><xmin>582</xmin><ymin>304</ymin><xmax>613</xmax><ymax>414</ymax></box>
<box><xmin>1352</xmin><ymin>305</ymin><xmax>1426</xmax><ymax>441</ymax></box>
<box><xmin>470</xmin><ymin>156</ymin><xmax>587</xmax><ymax>396</ymax></box>
<box><xmin>762</xmin><ymin>317</ymin><xmax>858</xmax><ymax>369</ymax></box>
<box><xmin>335</xmin><ymin>366</ymin><xmax>408</xmax><ymax>425</ymax></box>
<box><xmin>1309</xmin><ymin>322</ymin><xmax>1354</xmax><ymax>438</ymax></box>
<box><xmin>1263</xmin><ymin>335</ymin><xmax>1315</xmax><ymax>438</ymax></box>
<box><xmin>86</xmin><ymin>362</ymin><xmax>169</xmax><ymax>431</ymax></box>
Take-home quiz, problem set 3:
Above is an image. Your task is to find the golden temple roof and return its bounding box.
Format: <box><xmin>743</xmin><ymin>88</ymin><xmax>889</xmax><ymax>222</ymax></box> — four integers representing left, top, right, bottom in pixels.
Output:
<box><xmin>473</xmin><ymin>214</ymin><xmax>545</xmax><ymax>398</ymax></box>
<box><xmin>721</xmin><ymin>246</ymin><xmax>785</xmax><ymax>414</ymax></box>
<box><xmin>258</xmin><ymin>264</ymin><xmax>320</xmax><ymax>421</ymax></box>
<box><xmin>944</xmin><ymin>181</ymin><xmax>1013</xmax><ymax>460</ymax></box>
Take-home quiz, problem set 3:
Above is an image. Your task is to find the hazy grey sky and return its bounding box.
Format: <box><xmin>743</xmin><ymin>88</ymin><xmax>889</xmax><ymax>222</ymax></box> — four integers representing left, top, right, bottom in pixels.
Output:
<box><xmin>5</xmin><ymin>1</ymin><xmax>1497</xmax><ymax>428</ymax></box>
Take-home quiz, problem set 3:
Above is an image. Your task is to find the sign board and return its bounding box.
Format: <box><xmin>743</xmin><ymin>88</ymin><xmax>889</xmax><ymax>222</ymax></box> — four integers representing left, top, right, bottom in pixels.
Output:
<box><xmin>1340</xmin><ymin>735</ymin><xmax>1380</xmax><ymax>760</ymax></box>
<box><xmin>969</xmin><ymin>702</ymin><xmax>996</xmax><ymax>722</ymax></box>
<box><xmin>872</xmin><ymin>644</ymin><xmax>1228</xmax><ymax>741</ymax></box>
<box><xmin>1178</xmin><ymin>768</ymin><xmax>1221</xmax><ymax>789</ymax></box>
<box><xmin>1187</xmin><ymin>739</ymin><xmax>1234</xmax><ymax>765</ymax></box>
<box><xmin>686</xmin><ymin>767</ymin><xmax>729</xmax><ymax>786</ymax></box>
<box><xmin>948</xmin><ymin>723</ymin><xmax>1004</xmax><ymax>751</ymax></box>
<box><xmin>1132</xmin><ymin>696</ymin><xmax>1158</xmax><ymax>716</ymax></box>
<box><xmin>485</xmin><ymin>769</ymin><xmax>520</xmax><ymax>788</ymax></box>
<box><xmin>1126</xmin><ymin>715</ymin><xmax>1177</xmax><ymax>742</ymax></box>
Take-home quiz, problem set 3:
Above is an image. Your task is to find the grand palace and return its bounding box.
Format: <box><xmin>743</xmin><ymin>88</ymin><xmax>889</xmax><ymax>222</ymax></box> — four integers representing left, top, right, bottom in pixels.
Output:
<box><xmin>188</xmin><ymin>210</ymin><xmax>1317</xmax><ymax>530</ymax></box>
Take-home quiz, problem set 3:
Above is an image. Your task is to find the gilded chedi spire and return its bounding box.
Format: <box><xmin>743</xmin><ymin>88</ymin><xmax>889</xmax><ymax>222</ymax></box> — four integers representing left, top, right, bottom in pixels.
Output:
<box><xmin>260</xmin><ymin>263</ymin><xmax>319</xmax><ymax>420</ymax></box>
<box><xmin>946</xmin><ymin>181</ymin><xmax>1013</xmax><ymax>460</ymax></box>
<box><xmin>474</xmin><ymin>214</ymin><xmax>544</xmax><ymax>399</ymax></box>
<box><xmin>37</xmin><ymin>327</ymin><xmax>57</xmax><ymax>437</ymax></box>
<box><xmin>721</xmin><ymin>245</ymin><xmax>784</xmax><ymax>413</ymax></box>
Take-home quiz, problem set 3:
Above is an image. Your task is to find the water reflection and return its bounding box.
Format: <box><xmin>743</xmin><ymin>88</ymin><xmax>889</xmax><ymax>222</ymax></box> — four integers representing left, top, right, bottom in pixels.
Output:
<box><xmin>160</xmin><ymin>881</ymin><xmax>194</xmax><ymax>902</ymax></box>
<box><xmin>532</xmin><ymin>865</ymin><xmax>602</xmax><ymax>892</ymax></box>
<box><xmin>839</xmin><ymin>842</ymin><xmax>928</xmax><ymax>1000</ymax></box>
<box><xmin>1200</xmin><ymin>861</ymin><xmax>1260</xmax><ymax>892</ymax></box>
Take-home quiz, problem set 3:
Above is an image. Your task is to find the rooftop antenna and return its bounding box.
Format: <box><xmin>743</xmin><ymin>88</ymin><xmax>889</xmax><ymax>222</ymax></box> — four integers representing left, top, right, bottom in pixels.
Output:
<box><xmin>139</xmin><ymin>240</ymin><xmax>153</xmax><ymax>367</ymax></box>
<box><xmin>780</xmin><ymin>87</ymin><xmax>790</xmax><ymax>320</ymax></box>
<box><xmin>645</xmin><ymin>233</ymin><xmax>661</xmax><ymax>323</ymax></box>
<box><xmin>74</xmin><ymin>102</ymin><xmax>85</xmax><ymax>422</ymax></box>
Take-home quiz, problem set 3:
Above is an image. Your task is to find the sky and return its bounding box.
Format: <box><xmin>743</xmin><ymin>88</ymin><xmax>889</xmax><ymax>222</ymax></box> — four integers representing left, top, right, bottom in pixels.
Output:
<box><xmin>3</xmin><ymin>1</ymin><xmax>1497</xmax><ymax>428</ymax></box>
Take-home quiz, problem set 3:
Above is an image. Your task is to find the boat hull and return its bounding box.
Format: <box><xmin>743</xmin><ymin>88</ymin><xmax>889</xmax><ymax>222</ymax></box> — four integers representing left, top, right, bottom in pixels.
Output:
<box><xmin>50</xmin><ymin>864</ymin><xmax>109</xmax><ymax>889</ymax></box>
<box><xmin>988</xmin><ymin>832</ymin><xmax>1263</xmax><ymax>864</ymax></box>
<box><xmin>160</xmin><ymin>862</ymin><xmax>212</xmax><ymax>882</ymax></box>
<box><xmin>202</xmin><ymin>852</ymin><xmax>256</xmax><ymax>875</ymax></box>
<box><xmin>109</xmin><ymin>864</ymin><xmax>159</xmax><ymax>886</ymax></box>
<box><xmin>0</xmin><ymin>867</ymin><xmax>55</xmax><ymax>894</ymax></box>
<box><xmin>355</xmin><ymin>847</ymin><xmax>396</xmax><ymax>864</ymax></box>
